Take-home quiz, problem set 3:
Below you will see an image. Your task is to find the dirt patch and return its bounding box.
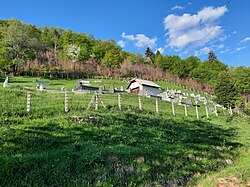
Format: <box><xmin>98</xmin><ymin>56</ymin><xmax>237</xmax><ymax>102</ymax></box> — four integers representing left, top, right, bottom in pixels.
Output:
<box><xmin>216</xmin><ymin>176</ymin><xmax>244</xmax><ymax>187</ymax></box>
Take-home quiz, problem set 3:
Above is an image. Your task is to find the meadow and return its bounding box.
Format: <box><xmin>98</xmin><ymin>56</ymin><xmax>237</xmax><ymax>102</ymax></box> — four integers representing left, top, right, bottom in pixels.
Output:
<box><xmin>0</xmin><ymin>76</ymin><xmax>249</xmax><ymax>186</ymax></box>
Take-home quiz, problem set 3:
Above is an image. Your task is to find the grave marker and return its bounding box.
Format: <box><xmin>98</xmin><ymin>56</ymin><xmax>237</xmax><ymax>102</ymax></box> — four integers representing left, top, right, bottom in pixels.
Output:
<box><xmin>109</xmin><ymin>85</ymin><xmax>115</xmax><ymax>93</ymax></box>
<box><xmin>99</xmin><ymin>86</ymin><xmax>103</xmax><ymax>94</ymax></box>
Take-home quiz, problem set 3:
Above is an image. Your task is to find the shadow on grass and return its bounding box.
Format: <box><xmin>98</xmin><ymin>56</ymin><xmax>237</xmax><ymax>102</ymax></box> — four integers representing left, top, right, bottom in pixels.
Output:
<box><xmin>0</xmin><ymin>112</ymin><xmax>241</xmax><ymax>186</ymax></box>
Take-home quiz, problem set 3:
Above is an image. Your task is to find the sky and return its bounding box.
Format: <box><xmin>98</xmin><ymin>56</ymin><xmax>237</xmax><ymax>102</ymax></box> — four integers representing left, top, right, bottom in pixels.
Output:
<box><xmin>0</xmin><ymin>0</ymin><xmax>249</xmax><ymax>67</ymax></box>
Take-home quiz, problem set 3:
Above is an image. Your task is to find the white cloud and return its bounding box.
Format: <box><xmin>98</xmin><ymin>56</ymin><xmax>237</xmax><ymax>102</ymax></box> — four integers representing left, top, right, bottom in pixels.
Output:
<box><xmin>194</xmin><ymin>46</ymin><xmax>213</xmax><ymax>56</ymax></box>
<box><xmin>171</xmin><ymin>5</ymin><xmax>185</xmax><ymax>10</ymax></box>
<box><xmin>219</xmin><ymin>35</ymin><xmax>229</xmax><ymax>42</ymax></box>
<box><xmin>187</xmin><ymin>2</ymin><xmax>192</xmax><ymax>5</ymax></box>
<box><xmin>220</xmin><ymin>49</ymin><xmax>229</xmax><ymax>54</ymax></box>
<box><xmin>217</xmin><ymin>44</ymin><xmax>224</xmax><ymax>49</ymax></box>
<box><xmin>121</xmin><ymin>32</ymin><xmax>157</xmax><ymax>48</ymax></box>
<box><xmin>240</xmin><ymin>37</ymin><xmax>250</xmax><ymax>43</ymax></box>
<box><xmin>197</xmin><ymin>6</ymin><xmax>228</xmax><ymax>22</ymax></box>
<box><xmin>232</xmin><ymin>31</ymin><xmax>237</xmax><ymax>34</ymax></box>
<box><xmin>163</xmin><ymin>6</ymin><xmax>228</xmax><ymax>49</ymax></box>
<box><xmin>236</xmin><ymin>46</ymin><xmax>246</xmax><ymax>51</ymax></box>
<box><xmin>117</xmin><ymin>40</ymin><xmax>125</xmax><ymax>48</ymax></box>
<box><xmin>155</xmin><ymin>47</ymin><xmax>164</xmax><ymax>54</ymax></box>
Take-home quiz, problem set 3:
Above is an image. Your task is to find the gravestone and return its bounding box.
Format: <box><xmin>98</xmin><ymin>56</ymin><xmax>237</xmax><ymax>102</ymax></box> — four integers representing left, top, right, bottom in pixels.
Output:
<box><xmin>109</xmin><ymin>85</ymin><xmax>115</xmax><ymax>93</ymax></box>
<box><xmin>99</xmin><ymin>86</ymin><xmax>103</xmax><ymax>94</ymax></box>
<box><xmin>120</xmin><ymin>86</ymin><xmax>124</xmax><ymax>92</ymax></box>
<box><xmin>76</xmin><ymin>79</ymin><xmax>81</xmax><ymax>89</ymax></box>
<box><xmin>185</xmin><ymin>99</ymin><xmax>192</xmax><ymax>106</ymax></box>
<box><xmin>3</xmin><ymin>77</ymin><xmax>8</xmax><ymax>87</ymax></box>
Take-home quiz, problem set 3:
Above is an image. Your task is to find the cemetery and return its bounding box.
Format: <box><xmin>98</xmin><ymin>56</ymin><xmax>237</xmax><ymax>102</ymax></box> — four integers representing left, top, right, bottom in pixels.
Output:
<box><xmin>0</xmin><ymin>76</ymin><xmax>249</xmax><ymax>186</ymax></box>
<box><xmin>0</xmin><ymin>76</ymin><xmax>229</xmax><ymax>118</ymax></box>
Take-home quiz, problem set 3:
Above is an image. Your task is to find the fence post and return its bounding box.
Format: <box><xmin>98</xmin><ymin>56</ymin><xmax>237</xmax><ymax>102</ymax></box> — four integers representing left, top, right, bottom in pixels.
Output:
<box><xmin>156</xmin><ymin>99</ymin><xmax>159</xmax><ymax>114</ymax></box>
<box><xmin>65</xmin><ymin>90</ymin><xmax>68</xmax><ymax>112</ymax></box>
<box><xmin>184</xmin><ymin>105</ymin><xmax>187</xmax><ymax>117</ymax></box>
<box><xmin>205</xmin><ymin>105</ymin><xmax>209</xmax><ymax>118</ymax></box>
<box><xmin>95</xmin><ymin>92</ymin><xmax>98</xmax><ymax>110</ymax></box>
<box><xmin>171</xmin><ymin>101</ymin><xmax>175</xmax><ymax>116</ymax></box>
<box><xmin>195</xmin><ymin>101</ymin><xmax>199</xmax><ymax>119</ymax></box>
<box><xmin>118</xmin><ymin>93</ymin><xmax>121</xmax><ymax>111</ymax></box>
<box><xmin>229</xmin><ymin>107</ymin><xmax>233</xmax><ymax>115</ymax></box>
<box><xmin>138</xmin><ymin>96</ymin><xmax>142</xmax><ymax>111</ymax></box>
<box><xmin>214</xmin><ymin>104</ymin><xmax>218</xmax><ymax>116</ymax></box>
<box><xmin>27</xmin><ymin>92</ymin><xmax>31</xmax><ymax>112</ymax></box>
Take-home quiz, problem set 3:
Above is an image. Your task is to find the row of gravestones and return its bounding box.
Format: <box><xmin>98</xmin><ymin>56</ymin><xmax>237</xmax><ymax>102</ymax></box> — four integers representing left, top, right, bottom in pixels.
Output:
<box><xmin>99</xmin><ymin>85</ymin><xmax>125</xmax><ymax>94</ymax></box>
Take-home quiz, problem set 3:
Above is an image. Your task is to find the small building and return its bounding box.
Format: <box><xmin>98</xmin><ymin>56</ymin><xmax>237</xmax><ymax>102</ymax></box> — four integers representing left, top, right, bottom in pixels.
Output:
<box><xmin>126</xmin><ymin>78</ymin><xmax>161</xmax><ymax>96</ymax></box>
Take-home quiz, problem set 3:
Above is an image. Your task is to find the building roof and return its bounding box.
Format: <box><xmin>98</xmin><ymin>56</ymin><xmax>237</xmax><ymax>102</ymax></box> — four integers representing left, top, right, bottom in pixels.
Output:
<box><xmin>126</xmin><ymin>78</ymin><xmax>161</xmax><ymax>89</ymax></box>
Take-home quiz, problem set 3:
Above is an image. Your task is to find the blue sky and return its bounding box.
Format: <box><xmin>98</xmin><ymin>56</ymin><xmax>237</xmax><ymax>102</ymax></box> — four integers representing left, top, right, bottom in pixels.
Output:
<box><xmin>0</xmin><ymin>0</ymin><xmax>249</xmax><ymax>67</ymax></box>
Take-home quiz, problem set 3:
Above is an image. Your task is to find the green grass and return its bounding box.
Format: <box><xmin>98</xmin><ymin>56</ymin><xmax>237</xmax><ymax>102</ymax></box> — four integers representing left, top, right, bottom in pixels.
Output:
<box><xmin>0</xmin><ymin>76</ymin><xmax>249</xmax><ymax>186</ymax></box>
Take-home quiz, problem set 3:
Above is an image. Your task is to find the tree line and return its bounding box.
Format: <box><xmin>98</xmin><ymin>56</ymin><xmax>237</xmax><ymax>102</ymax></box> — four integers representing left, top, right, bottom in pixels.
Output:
<box><xmin>0</xmin><ymin>19</ymin><xmax>249</xmax><ymax>111</ymax></box>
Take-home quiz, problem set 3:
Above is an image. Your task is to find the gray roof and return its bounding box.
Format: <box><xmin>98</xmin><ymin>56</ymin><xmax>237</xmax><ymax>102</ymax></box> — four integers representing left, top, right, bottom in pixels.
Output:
<box><xmin>127</xmin><ymin>78</ymin><xmax>161</xmax><ymax>89</ymax></box>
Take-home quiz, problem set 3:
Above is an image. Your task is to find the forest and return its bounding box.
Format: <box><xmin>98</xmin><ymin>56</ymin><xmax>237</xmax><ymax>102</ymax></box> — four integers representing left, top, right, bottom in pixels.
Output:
<box><xmin>0</xmin><ymin>19</ymin><xmax>249</xmax><ymax>112</ymax></box>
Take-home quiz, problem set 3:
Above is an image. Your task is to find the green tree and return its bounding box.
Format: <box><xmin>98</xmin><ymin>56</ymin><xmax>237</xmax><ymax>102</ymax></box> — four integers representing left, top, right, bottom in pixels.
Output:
<box><xmin>0</xmin><ymin>19</ymin><xmax>39</xmax><ymax>74</ymax></box>
<box><xmin>101</xmin><ymin>47</ymin><xmax>124</xmax><ymax>68</ymax></box>
<box><xmin>190</xmin><ymin>60</ymin><xmax>227</xmax><ymax>84</ymax></box>
<box><xmin>184</xmin><ymin>56</ymin><xmax>201</xmax><ymax>76</ymax></box>
<box><xmin>208</xmin><ymin>50</ymin><xmax>217</xmax><ymax>62</ymax></box>
<box><xmin>214</xmin><ymin>71</ymin><xmax>239</xmax><ymax>108</ymax></box>
<box><xmin>231</xmin><ymin>66</ymin><xmax>250</xmax><ymax>104</ymax></box>
<box><xmin>161</xmin><ymin>55</ymin><xmax>181</xmax><ymax>72</ymax></box>
<box><xmin>127</xmin><ymin>52</ymin><xmax>144</xmax><ymax>64</ymax></box>
<box><xmin>145</xmin><ymin>47</ymin><xmax>155</xmax><ymax>64</ymax></box>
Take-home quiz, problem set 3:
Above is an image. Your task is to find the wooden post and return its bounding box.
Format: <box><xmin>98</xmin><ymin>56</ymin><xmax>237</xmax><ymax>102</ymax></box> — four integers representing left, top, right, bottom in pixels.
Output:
<box><xmin>118</xmin><ymin>93</ymin><xmax>121</xmax><ymax>111</ymax></box>
<box><xmin>229</xmin><ymin>107</ymin><xmax>233</xmax><ymax>115</ymax></box>
<box><xmin>27</xmin><ymin>92</ymin><xmax>31</xmax><ymax>112</ymax></box>
<box><xmin>95</xmin><ymin>92</ymin><xmax>98</xmax><ymax>110</ymax></box>
<box><xmin>184</xmin><ymin>105</ymin><xmax>187</xmax><ymax>117</ymax></box>
<box><xmin>65</xmin><ymin>90</ymin><xmax>68</xmax><ymax>112</ymax></box>
<box><xmin>205</xmin><ymin>105</ymin><xmax>209</xmax><ymax>118</ymax></box>
<box><xmin>87</xmin><ymin>94</ymin><xmax>95</xmax><ymax>110</ymax></box>
<box><xmin>155</xmin><ymin>99</ymin><xmax>159</xmax><ymax>114</ymax></box>
<box><xmin>138</xmin><ymin>96</ymin><xmax>142</xmax><ymax>111</ymax></box>
<box><xmin>214</xmin><ymin>104</ymin><xmax>218</xmax><ymax>116</ymax></box>
<box><xmin>195</xmin><ymin>101</ymin><xmax>199</xmax><ymax>119</ymax></box>
<box><xmin>97</xmin><ymin>94</ymin><xmax>107</xmax><ymax>110</ymax></box>
<box><xmin>171</xmin><ymin>101</ymin><xmax>175</xmax><ymax>116</ymax></box>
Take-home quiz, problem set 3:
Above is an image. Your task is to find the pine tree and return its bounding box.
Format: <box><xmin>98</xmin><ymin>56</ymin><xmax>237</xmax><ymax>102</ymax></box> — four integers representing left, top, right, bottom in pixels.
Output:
<box><xmin>208</xmin><ymin>50</ymin><xmax>217</xmax><ymax>62</ymax></box>
<box><xmin>145</xmin><ymin>47</ymin><xmax>155</xmax><ymax>64</ymax></box>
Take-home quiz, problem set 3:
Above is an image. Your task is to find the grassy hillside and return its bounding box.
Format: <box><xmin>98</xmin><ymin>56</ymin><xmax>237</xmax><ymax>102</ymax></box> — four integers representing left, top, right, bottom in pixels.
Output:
<box><xmin>0</xmin><ymin>76</ymin><xmax>249</xmax><ymax>186</ymax></box>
